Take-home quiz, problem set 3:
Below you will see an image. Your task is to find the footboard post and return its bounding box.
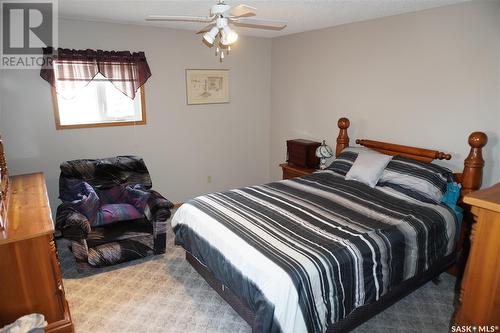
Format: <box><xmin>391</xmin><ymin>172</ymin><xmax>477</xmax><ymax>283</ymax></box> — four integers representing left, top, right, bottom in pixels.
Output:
<box><xmin>336</xmin><ymin>117</ymin><xmax>350</xmax><ymax>156</ymax></box>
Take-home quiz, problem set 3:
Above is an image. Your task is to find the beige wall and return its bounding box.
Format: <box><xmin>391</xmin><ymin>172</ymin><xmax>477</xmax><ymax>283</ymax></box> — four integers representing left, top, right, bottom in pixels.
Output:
<box><xmin>0</xmin><ymin>19</ymin><xmax>272</xmax><ymax>211</ymax></box>
<box><xmin>270</xmin><ymin>0</ymin><xmax>500</xmax><ymax>186</ymax></box>
<box><xmin>1</xmin><ymin>1</ymin><xmax>498</xmax><ymax>215</ymax></box>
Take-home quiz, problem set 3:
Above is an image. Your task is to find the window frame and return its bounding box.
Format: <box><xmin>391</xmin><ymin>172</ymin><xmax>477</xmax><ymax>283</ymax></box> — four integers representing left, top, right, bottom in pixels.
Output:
<box><xmin>51</xmin><ymin>85</ymin><xmax>147</xmax><ymax>130</ymax></box>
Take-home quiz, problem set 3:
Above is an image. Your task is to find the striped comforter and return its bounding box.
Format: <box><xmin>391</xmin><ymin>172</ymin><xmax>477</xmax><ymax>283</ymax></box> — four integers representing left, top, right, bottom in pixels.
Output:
<box><xmin>172</xmin><ymin>170</ymin><xmax>458</xmax><ymax>333</ymax></box>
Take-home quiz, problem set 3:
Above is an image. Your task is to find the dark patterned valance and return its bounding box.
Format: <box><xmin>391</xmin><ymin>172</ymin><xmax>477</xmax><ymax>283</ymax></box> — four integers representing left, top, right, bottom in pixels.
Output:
<box><xmin>40</xmin><ymin>47</ymin><xmax>151</xmax><ymax>99</ymax></box>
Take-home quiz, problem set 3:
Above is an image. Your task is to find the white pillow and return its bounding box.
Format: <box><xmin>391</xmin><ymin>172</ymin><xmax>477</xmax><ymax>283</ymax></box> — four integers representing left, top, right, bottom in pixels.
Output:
<box><xmin>345</xmin><ymin>150</ymin><xmax>392</xmax><ymax>188</ymax></box>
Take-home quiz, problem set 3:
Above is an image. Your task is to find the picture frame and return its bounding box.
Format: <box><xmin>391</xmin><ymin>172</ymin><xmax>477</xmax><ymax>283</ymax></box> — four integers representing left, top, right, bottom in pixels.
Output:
<box><xmin>185</xmin><ymin>69</ymin><xmax>230</xmax><ymax>105</ymax></box>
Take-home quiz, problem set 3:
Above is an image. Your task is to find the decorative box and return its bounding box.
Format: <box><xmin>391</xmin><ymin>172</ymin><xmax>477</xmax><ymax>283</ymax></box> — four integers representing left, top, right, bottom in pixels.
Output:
<box><xmin>286</xmin><ymin>139</ymin><xmax>321</xmax><ymax>168</ymax></box>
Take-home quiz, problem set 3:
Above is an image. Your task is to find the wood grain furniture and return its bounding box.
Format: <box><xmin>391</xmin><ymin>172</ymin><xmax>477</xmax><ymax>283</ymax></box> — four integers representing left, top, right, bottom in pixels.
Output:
<box><xmin>183</xmin><ymin>117</ymin><xmax>487</xmax><ymax>333</ymax></box>
<box><xmin>286</xmin><ymin>139</ymin><xmax>321</xmax><ymax>168</ymax></box>
<box><xmin>279</xmin><ymin>163</ymin><xmax>316</xmax><ymax>180</ymax></box>
<box><xmin>454</xmin><ymin>184</ymin><xmax>500</xmax><ymax>327</ymax></box>
<box><xmin>0</xmin><ymin>138</ymin><xmax>73</xmax><ymax>332</ymax></box>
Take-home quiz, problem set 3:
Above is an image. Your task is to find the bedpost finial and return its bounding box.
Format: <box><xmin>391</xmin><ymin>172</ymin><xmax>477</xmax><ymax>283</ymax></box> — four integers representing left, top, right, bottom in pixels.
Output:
<box><xmin>437</xmin><ymin>152</ymin><xmax>452</xmax><ymax>160</ymax></box>
<box><xmin>338</xmin><ymin>117</ymin><xmax>350</xmax><ymax>130</ymax></box>
<box><xmin>468</xmin><ymin>131</ymin><xmax>487</xmax><ymax>148</ymax></box>
<box><xmin>336</xmin><ymin>117</ymin><xmax>350</xmax><ymax>156</ymax></box>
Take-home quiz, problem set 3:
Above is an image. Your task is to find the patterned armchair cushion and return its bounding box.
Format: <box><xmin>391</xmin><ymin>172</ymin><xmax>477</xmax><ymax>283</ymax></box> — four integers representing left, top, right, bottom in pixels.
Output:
<box><xmin>93</xmin><ymin>203</ymin><xmax>143</xmax><ymax>227</ymax></box>
<box><xmin>97</xmin><ymin>186</ymin><xmax>126</xmax><ymax>204</ymax></box>
<box><xmin>124</xmin><ymin>184</ymin><xmax>151</xmax><ymax>212</ymax></box>
<box><xmin>97</xmin><ymin>184</ymin><xmax>151</xmax><ymax>213</ymax></box>
<box><xmin>71</xmin><ymin>182</ymin><xmax>100</xmax><ymax>221</ymax></box>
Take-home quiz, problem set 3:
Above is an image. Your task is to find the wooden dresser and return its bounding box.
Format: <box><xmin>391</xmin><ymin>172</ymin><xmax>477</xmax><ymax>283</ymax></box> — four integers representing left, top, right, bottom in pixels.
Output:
<box><xmin>0</xmin><ymin>173</ymin><xmax>74</xmax><ymax>332</ymax></box>
<box><xmin>454</xmin><ymin>183</ymin><xmax>500</xmax><ymax>327</ymax></box>
<box><xmin>279</xmin><ymin>163</ymin><xmax>317</xmax><ymax>180</ymax></box>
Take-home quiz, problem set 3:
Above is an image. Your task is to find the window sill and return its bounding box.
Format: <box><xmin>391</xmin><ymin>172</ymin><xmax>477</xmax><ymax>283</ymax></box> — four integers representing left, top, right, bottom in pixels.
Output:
<box><xmin>55</xmin><ymin>119</ymin><xmax>146</xmax><ymax>130</ymax></box>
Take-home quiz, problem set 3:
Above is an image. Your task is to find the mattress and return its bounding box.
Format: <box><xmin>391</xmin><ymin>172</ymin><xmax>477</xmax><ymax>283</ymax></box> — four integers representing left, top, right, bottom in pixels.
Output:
<box><xmin>172</xmin><ymin>170</ymin><xmax>458</xmax><ymax>333</ymax></box>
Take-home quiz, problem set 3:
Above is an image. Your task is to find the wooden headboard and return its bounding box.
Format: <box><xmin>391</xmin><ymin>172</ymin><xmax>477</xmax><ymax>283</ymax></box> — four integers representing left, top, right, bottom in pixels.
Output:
<box><xmin>335</xmin><ymin>117</ymin><xmax>487</xmax><ymax>200</ymax></box>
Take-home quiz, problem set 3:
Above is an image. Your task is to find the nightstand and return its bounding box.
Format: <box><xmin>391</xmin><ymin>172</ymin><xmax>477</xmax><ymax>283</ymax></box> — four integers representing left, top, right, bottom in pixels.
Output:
<box><xmin>454</xmin><ymin>183</ymin><xmax>500</xmax><ymax>327</ymax></box>
<box><xmin>279</xmin><ymin>163</ymin><xmax>317</xmax><ymax>180</ymax></box>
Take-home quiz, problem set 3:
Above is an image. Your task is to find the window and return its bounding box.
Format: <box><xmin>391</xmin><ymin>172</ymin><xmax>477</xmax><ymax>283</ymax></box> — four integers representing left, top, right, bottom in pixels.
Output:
<box><xmin>52</xmin><ymin>73</ymin><xmax>146</xmax><ymax>130</ymax></box>
<box><xmin>41</xmin><ymin>48</ymin><xmax>152</xmax><ymax>130</ymax></box>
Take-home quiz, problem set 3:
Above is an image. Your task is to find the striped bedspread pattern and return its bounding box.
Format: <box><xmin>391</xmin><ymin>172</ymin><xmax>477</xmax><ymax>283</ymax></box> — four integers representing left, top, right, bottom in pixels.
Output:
<box><xmin>176</xmin><ymin>171</ymin><xmax>457</xmax><ymax>332</ymax></box>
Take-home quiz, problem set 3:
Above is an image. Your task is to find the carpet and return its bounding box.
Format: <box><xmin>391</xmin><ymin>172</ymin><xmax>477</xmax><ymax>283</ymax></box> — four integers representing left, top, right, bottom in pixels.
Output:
<box><xmin>58</xmin><ymin>219</ymin><xmax>457</xmax><ymax>333</ymax></box>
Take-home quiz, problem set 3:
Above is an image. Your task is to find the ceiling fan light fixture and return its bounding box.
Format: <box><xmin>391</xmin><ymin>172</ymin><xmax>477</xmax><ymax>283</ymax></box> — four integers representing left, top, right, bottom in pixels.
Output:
<box><xmin>203</xmin><ymin>26</ymin><xmax>219</xmax><ymax>45</ymax></box>
<box><xmin>145</xmin><ymin>1</ymin><xmax>286</xmax><ymax>62</ymax></box>
<box><xmin>221</xmin><ymin>26</ymin><xmax>238</xmax><ymax>45</ymax></box>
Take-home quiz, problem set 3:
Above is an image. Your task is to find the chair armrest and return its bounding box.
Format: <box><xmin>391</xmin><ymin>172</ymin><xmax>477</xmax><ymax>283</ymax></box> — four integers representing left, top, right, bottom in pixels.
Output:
<box><xmin>144</xmin><ymin>190</ymin><xmax>174</xmax><ymax>222</ymax></box>
<box><xmin>56</xmin><ymin>203</ymin><xmax>92</xmax><ymax>240</ymax></box>
<box><xmin>144</xmin><ymin>190</ymin><xmax>173</xmax><ymax>254</ymax></box>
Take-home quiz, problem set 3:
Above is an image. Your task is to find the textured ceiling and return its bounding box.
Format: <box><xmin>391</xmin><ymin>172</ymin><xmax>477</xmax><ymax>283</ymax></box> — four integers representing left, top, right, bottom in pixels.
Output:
<box><xmin>59</xmin><ymin>0</ymin><xmax>468</xmax><ymax>38</ymax></box>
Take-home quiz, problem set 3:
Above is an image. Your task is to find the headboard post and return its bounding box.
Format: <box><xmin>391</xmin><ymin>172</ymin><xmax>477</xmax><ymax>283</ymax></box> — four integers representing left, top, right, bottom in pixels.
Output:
<box><xmin>336</xmin><ymin>117</ymin><xmax>350</xmax><ymax>156</ymax></box>
<box><xmin>461</xmin><ymin>131</ymin><xmax>488</xmax><ymax>197</ymax></box>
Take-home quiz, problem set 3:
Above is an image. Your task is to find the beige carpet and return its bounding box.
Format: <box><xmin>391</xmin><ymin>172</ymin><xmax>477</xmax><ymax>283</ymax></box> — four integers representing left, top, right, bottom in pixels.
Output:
<box><xmin>58</xmin><ymin>219</ymin><xmax>457</xmax><ymax>333</ymax></box>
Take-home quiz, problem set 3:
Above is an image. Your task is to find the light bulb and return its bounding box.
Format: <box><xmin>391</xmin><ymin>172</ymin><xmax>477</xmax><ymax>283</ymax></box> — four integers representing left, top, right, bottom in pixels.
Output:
<box><xmin>227</xmin><ymin>45</ymin><xmax>231</xmax><ymax>54</ymax></box>
<box><xmin>221</xmin><ymin>26</ymin><xmax>238</xmax><ymax>45</ymax></box>
<box><xmin>215</xmin><ymin>46</ymin><xmax>219</xmax><ymax>55</ymax></box>
<box><xmin>203</xmin><ymin>26</ymin><xmax>219</xmax><ymax>46</ymax></box>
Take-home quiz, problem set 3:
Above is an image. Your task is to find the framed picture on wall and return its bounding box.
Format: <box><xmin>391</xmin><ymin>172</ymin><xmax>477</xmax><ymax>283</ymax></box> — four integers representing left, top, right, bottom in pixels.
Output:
<box><xmin>185</xmin><ymin>69</ymin><xmax>229</xmax><ymax>105</ymax></box>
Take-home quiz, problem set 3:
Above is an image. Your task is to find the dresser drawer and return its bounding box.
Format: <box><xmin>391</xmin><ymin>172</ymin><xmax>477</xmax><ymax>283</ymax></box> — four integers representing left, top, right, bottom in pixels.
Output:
<box><xmin>0</xmin><ymin>234</ymin><xmax>73</xmax><ymax>332</ymax></box>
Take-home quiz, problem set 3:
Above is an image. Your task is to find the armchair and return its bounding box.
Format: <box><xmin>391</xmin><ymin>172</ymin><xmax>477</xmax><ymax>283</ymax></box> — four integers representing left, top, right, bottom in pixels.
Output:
<box><xmin>56</xmin><ymin>156</ymin><xmax>173</xmax><ymax>271</ymax></box>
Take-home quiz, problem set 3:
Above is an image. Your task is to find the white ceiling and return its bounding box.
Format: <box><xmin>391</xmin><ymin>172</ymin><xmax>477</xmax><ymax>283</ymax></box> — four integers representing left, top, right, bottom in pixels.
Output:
<box><xmin>59</xmin><ymin>0</ymin><xmax>468</xmax><ymax>38</ymax></box>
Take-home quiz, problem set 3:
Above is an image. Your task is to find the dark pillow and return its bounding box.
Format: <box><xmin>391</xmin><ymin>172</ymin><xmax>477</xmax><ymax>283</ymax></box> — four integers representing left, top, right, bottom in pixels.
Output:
<box><xmin>378</xmin><ymin>156</ymin><xmax>453</xmax><ymax>203</ymax></box>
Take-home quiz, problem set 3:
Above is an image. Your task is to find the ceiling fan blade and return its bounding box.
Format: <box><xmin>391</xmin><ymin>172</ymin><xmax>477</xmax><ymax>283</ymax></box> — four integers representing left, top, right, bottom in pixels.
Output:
<box><xmin>196</xmin><ymin>23</ymin><xmax>215</xmax><ymax>34</ymax></box>
<box><xmin>227</xmin><ymin>5</ymin><xmax>256</xmax><ymax>18</ymax></box>
<box><xmin>232</xmin><ymin>18</ymin><xmax>287</xmax><ymax>31</ymax></box>
<box><xmin>146</xmin><ymin>15</ymin><xmax>214</xmax><ymax>23</ymax></box>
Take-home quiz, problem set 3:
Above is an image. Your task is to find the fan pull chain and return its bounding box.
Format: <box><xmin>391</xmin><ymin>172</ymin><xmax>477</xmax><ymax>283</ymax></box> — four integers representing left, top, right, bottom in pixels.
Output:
<box><xmin>211</xmin><ymin>34</ymin><xmax>230</xmax><ymax>62</ymax></box>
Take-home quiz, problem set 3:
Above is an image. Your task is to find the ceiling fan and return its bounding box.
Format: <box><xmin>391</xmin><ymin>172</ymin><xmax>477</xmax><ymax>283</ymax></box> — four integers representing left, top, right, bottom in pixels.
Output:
<box><xmin>146</xmin><ymin>1</ymin><xmax>287</xmax><ymax>62</ymax></box>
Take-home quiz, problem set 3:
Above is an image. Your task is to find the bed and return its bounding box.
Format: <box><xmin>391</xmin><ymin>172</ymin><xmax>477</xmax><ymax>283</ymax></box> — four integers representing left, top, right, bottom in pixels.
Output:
<box><xmin>171</xmin><ymin>117</ymin><xmax>487</xmax><ymax>333</ymax></box>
